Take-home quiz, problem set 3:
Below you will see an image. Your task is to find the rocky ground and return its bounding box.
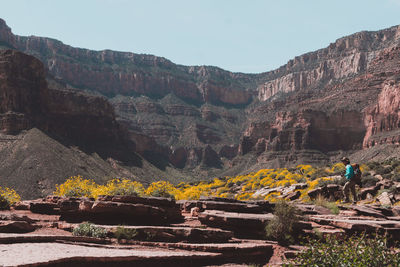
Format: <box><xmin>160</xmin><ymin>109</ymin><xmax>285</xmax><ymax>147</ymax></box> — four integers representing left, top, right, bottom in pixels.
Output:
<box><xmin>1</xmin><ymin>194</ymin><xmax>400</xmax><ymax>266</ymax></box>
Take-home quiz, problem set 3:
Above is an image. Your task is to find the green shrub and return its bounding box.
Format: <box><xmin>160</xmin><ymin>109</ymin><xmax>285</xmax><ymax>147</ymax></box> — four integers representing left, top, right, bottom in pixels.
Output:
<box><xmin>393</xmin><ymin>173</ymin><xmax>400</xmax><ymax>182</ymax></box>
<box><xmin>265</xmin><ymin>200</ymin><xmax>300</xmax><ymax>245</ymax></box>
<box><xmin>366</xmin><ymin>161</ymin><xmax>380</xmax><ymax>170</ymax></box>
<box><xmin>72</xmin><ymin>222</ymin><xmax>107</xmax><ymax>238</ymax></box>
<box><xmin>106</xmin><ymin>185</ymin><xmax>140</xmax><ymax>197</ymax></box>
<box><xmin>314</xmin><ymin>195</ymin><xmax>340</xmax><ymax>215</ymax></box>
<box><xmin>362</xmin><ymin>174</ymin><xmax>379</xmax><ymax>187</ymax></box>
<box><xmin>324</xmin><ymin>202</ymin><xmax>340</xmax><ymax>215</ymax></box>
<box><xmin>383</xmin><ymin>173</ymin><xmax>393</xmax><ymax>179</ymax></box>
<box><xmin>287</xmin><ymin>234</ymin><xmax>400</xmax><ymax>266</ymax></box>
<box><xmin>114</xmin><ymin>226</ymin><xmax>138</xmax><ymax>241</ymax></box>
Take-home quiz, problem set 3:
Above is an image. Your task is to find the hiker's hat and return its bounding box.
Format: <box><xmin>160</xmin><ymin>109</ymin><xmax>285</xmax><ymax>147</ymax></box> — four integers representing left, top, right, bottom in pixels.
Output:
<box><xmin>341</xmin><ymin>157</ymin><xmax>350</xmax><ymax>163</ymax></box>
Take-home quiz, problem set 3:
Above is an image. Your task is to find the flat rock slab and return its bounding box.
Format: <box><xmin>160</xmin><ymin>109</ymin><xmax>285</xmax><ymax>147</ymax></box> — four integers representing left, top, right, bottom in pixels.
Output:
<box><xmin>0</xmin><ymin>209</ymin><xmax>60</xmax><ymax>223</ymax></box>
<box><xmin>59</xmin><ymin>200</ymin><xmax>182</xmax><ymax>225</ymax></box>
<box><xmin>198</xmin><ymin>210</ymin><xmax>274</xmax><ymax>238</ymax></box>
<box><xmin>180</xmin><ymin>200</ymin><xmax>274</xmax><ymax>213</ymax></box>
<box><xmin>0</xmin><ymin>233</ymin><xmax>110</xmax><ymax>244</ymax></box>
<box><xmin>344</xmin><ymin>205</ymin><xmax>387</xmax><ymax>218</ymax></box>
<box><xmin>0</xmin><ymin>242</ymin><xmax>219</xmax><ymax>267</ymax></box>
<box><xmin>116</xmin><ymin>240</ymin><xmax>273</xmax><ymax>254</ymax></box>
<box><xmin>201</xmin><ymin>201</ymin><xmax>264</xmax><ymax>213</ymax></box>
<box><xmin>97</xmin><ymin>225</ymin><xmax>233</xmax><ymax>243</ymax></box>
<box><xmin>308</xmin><ymin>215</ymin><xmax>400</xmax><ymax>234</ymax></box>
<box><xmin>0</xmin><ymin>221</ymin><xmax>36</xmax><ymax>233</ymax></box>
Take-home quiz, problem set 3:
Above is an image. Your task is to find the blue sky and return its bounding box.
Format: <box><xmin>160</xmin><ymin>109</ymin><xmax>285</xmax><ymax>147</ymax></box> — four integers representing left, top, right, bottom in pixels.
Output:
<box><xmin>1</xmin><ymin>0</ymin><xmax>400</xmax><ymax>73</ymax></box>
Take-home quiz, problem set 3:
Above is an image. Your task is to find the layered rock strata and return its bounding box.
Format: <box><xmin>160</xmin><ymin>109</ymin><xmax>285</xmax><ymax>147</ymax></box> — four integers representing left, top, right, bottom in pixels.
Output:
<box><xmin>1</xmin><ymin>18</ymin><xmax>400</xmax><ymax>172</ymax></box>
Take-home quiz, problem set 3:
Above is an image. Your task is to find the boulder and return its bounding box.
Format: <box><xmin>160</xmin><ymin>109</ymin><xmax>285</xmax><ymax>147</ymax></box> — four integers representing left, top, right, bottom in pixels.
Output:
<box><xmin>326</xmin><ymin>184</ymin><xmax>343</xmax><ymax>201</ymax></box>
<box><xmin>307</xmin><ymin>188</ymin><xmax>323</xmax><ymax>200</ymax></box>
<box><xmin>359</xmin><ymin>186</ymin><xmax>379</xmax><ymax>200</ymax></box>
<box><xmin>282</xmin><ymin>191</ymin><xmax>301</xmax><ymax>201</ymax></box>
<box><xmin>30</xmin><ymin>201</ymin><xmax>60</xmax><ymax>215</ymax></box>
<box><xmin>377</xmin><ymin>192</ymin><xmax>394</xmax><ymax>206</ymax></box>
<box><xmin>308</xmin><ymin>185</ymin><xmax>342</xmax><ymax>201</ymax></box>
<box><xmin>253</xmin><ymin>187</ymin><xmax>283</xmax><ymax>198</ymax></box>
<box><xmin>376</xmin><ymin>180</ymin><xmax>394</xmax><ymax>190</ymax></box>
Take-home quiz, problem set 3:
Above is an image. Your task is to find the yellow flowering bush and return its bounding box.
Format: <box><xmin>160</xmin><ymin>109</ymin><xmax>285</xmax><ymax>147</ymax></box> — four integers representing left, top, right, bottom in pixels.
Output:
<box><xmin>52</xmin><ymin>162</ymin><xmax>356</xmax><ymax>203</ymax></box>
<box><xmin>54</xmin><ymin>175</ymin><xmax>97</xmax><ymax>198</ymax></box>
<box><xmin>145</xmin><ymin>181</ymin><xmax>176</xmax><ymax>199</ymax></box>
<box><xmin>55</xmin><ymin>176</ymin><xmax>146</xmax><ymax>199</ymax></box>
<box><xmin>94</xmin><ymin>179</ymin><xmax>145</xmax><ymax>198</ymax></box>
<box><xmin>236</xmin><ymin>192</ymin><xmax>253</xmax><ymax>201</ymax></box>
<box><xmin>0</xmin><ymin>186</ymin><xmax>21</xmax><ymax>209</ymax></box>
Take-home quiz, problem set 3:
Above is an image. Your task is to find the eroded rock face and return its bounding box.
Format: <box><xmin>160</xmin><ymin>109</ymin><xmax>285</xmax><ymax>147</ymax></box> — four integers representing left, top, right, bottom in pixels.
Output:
<box><xmin>0</xmin><ymin>49</ymin><xmax>136</xmax><ymax>161</ymax></box>
<box><xmin>240</xmin><ymin>110</ymin><xmax>365</xmax><ymax>154</ymax></box>
<box><xmin>364</xmin><ymin>78</ymin><xmax>400</xmax><ymax>147</ymax></box>
<box><xmin>56</xmin><ymin>196</ymin><xmax>183</xmax><ymax>225</ymax></box>
<box><xmin>1</xmin><ymin>18</ymin><xmax>400</xmax><ymax>171</ymax></box>
<box><xmin>257</xmin><ymin>26</ymin><xmax>400</xmax><ymax>101</ymax></box>
<box><xmin>0</xmin><ymin>50</ymin><xmax>47</xmax><ymax>134</ymax></box>
<box><xmin>0</xmin><ymin>19</ymin><xmax>15</xmax><ymax>48</ymax></box>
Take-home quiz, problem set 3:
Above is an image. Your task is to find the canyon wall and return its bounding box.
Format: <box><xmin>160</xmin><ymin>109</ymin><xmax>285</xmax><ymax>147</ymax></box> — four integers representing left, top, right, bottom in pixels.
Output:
<box><xmin>0</xmin><ymin>49</ymin><xmax>137</xmax><ymax>161</ymax></box>
<box><xmin>1</xmin><ymin>17</ymin><xmax>400</xmax><ymax>172</ymax></box>
<box><xmin>257</xmin><ymin>25</ymin><xmax>400</xmax><ymax>101</ymax></box>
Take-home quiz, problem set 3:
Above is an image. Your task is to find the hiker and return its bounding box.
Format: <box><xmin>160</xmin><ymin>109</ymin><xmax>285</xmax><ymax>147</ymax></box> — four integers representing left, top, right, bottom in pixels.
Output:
<box><xmin>341</xmin><ymin>157</ymin><xmax>358</xmax><ymax>203</ymax></box>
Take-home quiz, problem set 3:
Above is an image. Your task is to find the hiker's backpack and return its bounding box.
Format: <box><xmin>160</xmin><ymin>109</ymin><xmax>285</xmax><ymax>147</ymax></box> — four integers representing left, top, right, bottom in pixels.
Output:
<box><xmin>352</xmin><ymin>164</ymin><xmax>362</xmax><ymax>187</ymax></box>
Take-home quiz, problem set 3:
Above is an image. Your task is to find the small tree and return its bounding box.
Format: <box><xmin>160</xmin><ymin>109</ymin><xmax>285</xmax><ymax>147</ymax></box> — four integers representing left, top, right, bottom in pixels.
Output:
<box><xmin>265</xmin><ymin>200</ymin><xmax>300</xmax><ymax>245</ymax></box>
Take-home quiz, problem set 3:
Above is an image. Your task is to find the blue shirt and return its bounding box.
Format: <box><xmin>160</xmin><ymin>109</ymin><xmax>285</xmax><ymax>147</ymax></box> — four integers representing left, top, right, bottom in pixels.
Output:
<box><xmin>344</xmin><ymin>164</ymin><xmax>354</xmax><ymax>180</ymax></box>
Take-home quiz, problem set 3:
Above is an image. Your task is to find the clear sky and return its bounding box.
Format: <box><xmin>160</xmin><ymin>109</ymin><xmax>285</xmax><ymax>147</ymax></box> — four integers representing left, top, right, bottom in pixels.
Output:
<box><xmin>1</xmin><ymin>0</ymin><xmax>400</xmax><ymax>73</ymax></box>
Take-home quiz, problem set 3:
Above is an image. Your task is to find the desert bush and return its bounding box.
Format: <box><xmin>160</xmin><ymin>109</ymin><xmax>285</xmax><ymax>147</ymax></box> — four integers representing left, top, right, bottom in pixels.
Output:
<box><xmin>383</xmin><ymin>157</ymin><xmax>400</xmax><ymax>168</ymax></box>
<box><xmin>314</xmin><ymin>195</ymin><xmax>339</xmax><ymax>215</ymax></box>
<box><xmin>393</xmin><ymin>173</ymin><xmax>400</xmax><ymax>182</ymax></box>
<box><xmin>96</xmin><ymin>179</ymin><xmax>144</xmax><ymax>197</ymax></box>
<box><xmin>55</xmin><ymin>176</ymin><xmax>146</xmax><ymax>199</ymax></box>
<box><xmin>287</xmin><ymin>234</ymin><xmax>400</xmax><ymax>266</ymax></box>
<box><xmin>265</xmin><ymin>200</ymin><xmax>300</xmax><ymax>245</ymax></box>
<box><xmin>145</xmin><ymin>181</ymin><xmax>176</xmax><ymax>199</ymax></box>
<box><xmin>362</xmin><ymin>174</ymin><xmax>379</xmax><ymax>187</ymax></box>
<box><xmin>54</xmin><ymin>176</ymin><xmax>97</xmax><ymax>198</ymax></box>
<box><xmin>0</xmin><ymin>186</ymin><xmax>21</xmax><ymax>210</ymax></box>
<box><xmin>375</xmin><ymin>165</ymin><xmax>389</xmax><ymax>175</ymax></box>
<box><xmin>73</xmin><ymin>222</ymin><xmax>107</xmax><ymax>238</ymax></box>
<box><xmin>324</xmin><ymin>202</ymin><xmax>340</xmax><ymax>215</ymax></box>
<box><xmin>366</xmin><ymin>161</ymin><xmax>381</xmax><ymax>170</ymax></box>
<box><xmin>114</xmin><ymin>226</ymin><xmax>138</xmax><ymax>241</ymax></box>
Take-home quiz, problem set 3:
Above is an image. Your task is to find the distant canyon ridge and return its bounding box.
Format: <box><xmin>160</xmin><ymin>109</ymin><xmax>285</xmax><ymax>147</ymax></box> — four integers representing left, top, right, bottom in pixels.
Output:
<box><xmin>0</xmin><ymin>18</ymin><xmax>400</xmax><ymax>198</ymax></box>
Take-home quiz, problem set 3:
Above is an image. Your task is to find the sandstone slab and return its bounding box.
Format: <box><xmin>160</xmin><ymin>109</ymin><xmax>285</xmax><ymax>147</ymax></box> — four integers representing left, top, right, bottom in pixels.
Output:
<box><xmin>198</xmin><ymin>210</ymin><xmax>275</xmax><ymax>238</ymax></box>
<box><xmin>0</xmin><ymin>221</ymin><xmax>36</xmax><ymax>233</ymax></box>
